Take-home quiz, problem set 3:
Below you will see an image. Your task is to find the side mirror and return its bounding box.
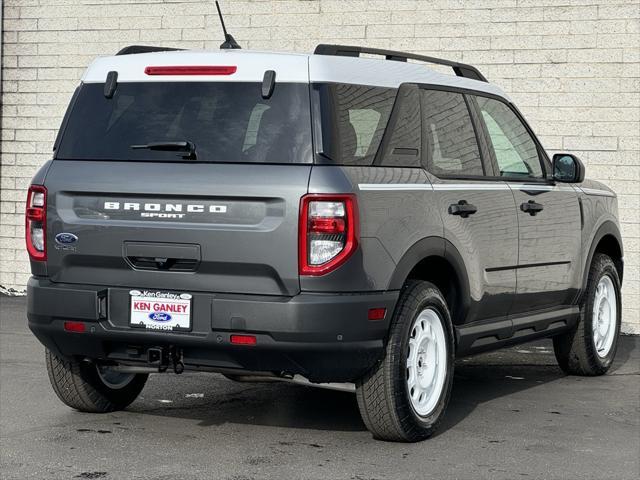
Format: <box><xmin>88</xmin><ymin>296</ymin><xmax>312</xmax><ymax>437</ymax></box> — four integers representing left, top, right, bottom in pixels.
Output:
<box><xmin>552</xmin><ymin>153</ymin><xmax>585</xmax><ymax>183</ymax></box>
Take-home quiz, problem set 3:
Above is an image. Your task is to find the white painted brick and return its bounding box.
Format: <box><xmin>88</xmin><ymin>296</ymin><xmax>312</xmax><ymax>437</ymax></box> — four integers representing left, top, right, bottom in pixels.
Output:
<box><xmin>542</xmin><ymin>6</ymin><xmax>598</xmax><ymax>21</ymax></box>
<box><xmin>597</xmin><ymin>33</ymin><xmax>640</xmax><ymax>48</ymax></box>
<box><xmin>492</xmin><ymin>8</ymin><xmax>544</xmax><ymax>23</ymax></box>
<box><xmin>542</xmin><ymin>34</ymin><xmax>597</xmax><ymax>49</ymax></box>
<box><xmin>119</xmin><ymin>16</ymin><xmax>162</xmax><ymax>30</ymax></box>
<box><xmin>490</xmin><ymin>35</ymin><xmax>542</xmax><ymax>50</ymax></box>
<box><xmin>570</xmin><ymin>19</ymin><xmax>628</xmax><ymax>35</ymax></box>
<box><xmin>598</xmin><ymin>4</ymin><xmax>640</xmax><ymax>20</ymax></box>
<box><xmin>4</xmin><ymin>19</ymin><xmax>39</xmax><ymax>31</ymax></box>
<box><xmin>571</xmin><ymin>48</ymin><xmax>624</xmax><ymax>63</ymax></box>
<box><xmin>38</xmin><ymin>17</ymin><xmax>79</xmax><ymax>31</ymax></box>
<box><xmin>463</xmin><ymin>50</ymin><xmax>514</xmax><ymax>64</ymax></box>
<box><xmin>366</xmin><ymin>24</ymin><xmax>415</xmax><ymax>39</ymax></box>
<box><xmin>3</xmin><ymin>43</ymin><xmax>38</xmax><ymax>56</ymax></box>
<box><xmin>465</xmin><ymin>23</ymin><xmax>516</xmax><ymax>37</ymax></box>
<box><xmin>516</xmin><ymin>21</ymin><xmax>570</xmax><ymax>36</ymax></box>
<box><xmin>162</xmin><ymin>15</ymin><xmax>205</xmax><ymax>29</ymax></box>
<box><xmin>513</xmin><ymin>49</ymin><xmax>568</xmax><ymax>64</ymax></box>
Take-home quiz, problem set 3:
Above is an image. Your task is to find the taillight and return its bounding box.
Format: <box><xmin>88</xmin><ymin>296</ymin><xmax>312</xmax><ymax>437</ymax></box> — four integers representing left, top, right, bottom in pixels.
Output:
<box><xmin>299</xmin><ymin>194</ymin><xmax>358</xmax><ymax>276</ymax></box>
<box><xmin>25</xmin><ymin>185</ymin><xmax>47</xmax><ymax>261</ymax></box>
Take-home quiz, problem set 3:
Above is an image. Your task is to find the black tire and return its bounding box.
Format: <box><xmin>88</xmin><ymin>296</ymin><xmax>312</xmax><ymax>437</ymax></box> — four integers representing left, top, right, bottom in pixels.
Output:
<box><xmin>553</xmin><ymin>253</ymin><xmax>622</xmax><ymax>376</ymax></box>
<box><xmin>356</xmin><ymin>280</ymin><xmax>455</xmax><ymax>442</ymax></box>
<box><xmin>45</xmin><ymin>349</ymin><xmax>148</xmax><ymax>412</ymax></box>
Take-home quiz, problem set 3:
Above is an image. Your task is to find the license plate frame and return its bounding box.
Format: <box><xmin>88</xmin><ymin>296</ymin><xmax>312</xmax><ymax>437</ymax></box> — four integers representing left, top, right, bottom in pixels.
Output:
<box><xmin>129</xmin><ymin>290</ymin><xmax>192</xmax><ymax>332</ymax></box>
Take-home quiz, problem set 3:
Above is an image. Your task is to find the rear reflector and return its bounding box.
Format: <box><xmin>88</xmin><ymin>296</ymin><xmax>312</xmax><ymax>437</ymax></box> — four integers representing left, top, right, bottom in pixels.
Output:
<box><xmin>64</xmin><ymin>321</ymin><xmax>86</xmax><ymax>333</ymax></box>
<box><xmin>368</xmin><ymin>308</ymin><xmax>387</xmax><ymax>321</ymax></box>
<box><xmin>230</xmin><ymin>334</ymin><xmax>257</xmax><ymax>346</ymax></box>
<box><xmin>144</xmin><ymin>66</ymin><xmax>237</xmax><ymax>76</ymax></box>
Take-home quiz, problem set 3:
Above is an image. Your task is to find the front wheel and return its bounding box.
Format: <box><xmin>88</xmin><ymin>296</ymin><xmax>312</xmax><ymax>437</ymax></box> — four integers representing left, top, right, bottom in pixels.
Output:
<box><xmin>46</xmin><ymin>349</ymin><xmax>148</xmax><ymax>412</ymax></box>
<box><xmin>356</xmin><ymin>280</ymin><xmax>455</xmax><ymax>442</ymax></box>
<box><xmin>553</xmin><ymin>253</ymin><xmax>622</xmax><ymax>375</ymax></box>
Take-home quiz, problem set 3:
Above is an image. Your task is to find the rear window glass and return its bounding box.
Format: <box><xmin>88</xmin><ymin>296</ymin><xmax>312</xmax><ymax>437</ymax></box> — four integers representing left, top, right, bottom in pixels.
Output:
<box><xmin>56</xmin><ymin>82</ymin><xmax>313</xmax><ymax>164</ymax></box>
<box><xmin>313</xmin><ymin>83</ymin><xmax>397</xmax><ymax>166</ymax></box>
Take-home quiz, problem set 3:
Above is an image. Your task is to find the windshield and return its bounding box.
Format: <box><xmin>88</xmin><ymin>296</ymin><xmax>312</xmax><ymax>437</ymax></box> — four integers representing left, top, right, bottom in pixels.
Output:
<box><xmin>56</xmin><ymin>82</ymin><xmax>313</xmax><ymax>164</ymax></box>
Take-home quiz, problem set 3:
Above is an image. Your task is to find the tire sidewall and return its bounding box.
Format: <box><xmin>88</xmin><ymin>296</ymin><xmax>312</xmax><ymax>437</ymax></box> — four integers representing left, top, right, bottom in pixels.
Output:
<box><xmin>583</xmin><ymin>257</ymin><xmax>622</xmax><ymax>371</ymax></box>
<box><xmin>79</xmin><ymin>360</ymin><xmax>148</xmax><ymax>409</ymax></box>
<box><xmin>393</xmin><ymin>283</ymin><xmax>455</xmax><ymax>432</ymax></box>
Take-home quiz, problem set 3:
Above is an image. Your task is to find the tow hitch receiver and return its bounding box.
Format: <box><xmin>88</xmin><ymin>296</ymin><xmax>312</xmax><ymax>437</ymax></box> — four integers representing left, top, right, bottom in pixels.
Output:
<box><xmin>147</xmin><ymin>346</ymin><xmax>185</xmax><ymax>374</ymax></box>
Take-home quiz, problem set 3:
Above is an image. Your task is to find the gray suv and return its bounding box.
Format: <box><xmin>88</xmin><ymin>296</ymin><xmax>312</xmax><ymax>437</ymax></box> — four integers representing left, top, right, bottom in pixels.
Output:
<box><xmin>26</xmin><ymin>44</ymin><xmax>624</xmax><ymax>442</ymax></box>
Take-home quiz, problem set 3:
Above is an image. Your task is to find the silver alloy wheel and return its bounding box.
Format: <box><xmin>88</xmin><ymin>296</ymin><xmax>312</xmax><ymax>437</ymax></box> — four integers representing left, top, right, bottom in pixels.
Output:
<box><xmin>96</xmin><ymin>365</ymin><xmax>136</xmax><ymax>390</ymax></box>
<box><xmin>406</xmin><ymin>308</ymin><xmax>447</xmax><ymax>417</ymax></box>
<box><xmin>592</xmin><ymin>275</ymin><xmax>617</xmax><ymax>358</ymax></box>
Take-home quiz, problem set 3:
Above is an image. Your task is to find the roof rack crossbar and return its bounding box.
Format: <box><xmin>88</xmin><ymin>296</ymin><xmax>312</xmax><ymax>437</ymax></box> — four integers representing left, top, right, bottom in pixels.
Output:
<box><xmin>116</xmin><ymin>45</ymin><xmax>185</xmax><ymax>56</ymax></box>
<box><xmin>313</xmin><ymin>44</ymin><xmax>487</xmax><ymax>83</ymax></box>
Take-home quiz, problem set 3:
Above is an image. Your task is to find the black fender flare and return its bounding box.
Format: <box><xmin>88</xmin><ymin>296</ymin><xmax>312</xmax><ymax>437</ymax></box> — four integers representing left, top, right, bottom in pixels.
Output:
<box><xmin>580</xmin><ymin>220</ymin><xmax>624</xmax><ymax>298</ymax></box>
<box><xmin>388</xmin><ymin>236</ymin><xmax>471</xmax><ymax>323</ymax></box>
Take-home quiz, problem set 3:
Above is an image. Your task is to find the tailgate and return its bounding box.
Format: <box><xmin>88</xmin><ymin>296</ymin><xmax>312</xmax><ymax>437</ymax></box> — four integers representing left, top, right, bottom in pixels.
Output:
<box><xmin>44</xmin><ymin>160</ymin><xmax>310</xmax><ymax>296</ymax></box>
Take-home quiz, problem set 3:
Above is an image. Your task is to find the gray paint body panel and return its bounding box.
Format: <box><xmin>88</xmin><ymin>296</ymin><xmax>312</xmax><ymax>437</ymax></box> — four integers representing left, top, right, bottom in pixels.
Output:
<box><xmin>44</xmin><ymin>160</ymin><xmax>311</xmax><ymax>296</ymax></box>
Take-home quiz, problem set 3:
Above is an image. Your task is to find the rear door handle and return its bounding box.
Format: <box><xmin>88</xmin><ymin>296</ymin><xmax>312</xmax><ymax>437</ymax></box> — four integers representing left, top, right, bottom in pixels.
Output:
<box><xmin>448</xmin><ymin>200</ymin><xmax>478</xmax><ymax>218</ymax></box>
<box><xmin>520</xmin><ymin>200</ymin><xmax>544</xmax><ymax>216</ymax></box>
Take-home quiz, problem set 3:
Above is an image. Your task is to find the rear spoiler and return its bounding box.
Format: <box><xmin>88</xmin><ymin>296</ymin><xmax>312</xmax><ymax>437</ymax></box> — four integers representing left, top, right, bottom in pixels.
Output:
<box><xmin>116</xmin><ymin>45</ymin><xmax>184</xmax><ymax>56</ymax></box>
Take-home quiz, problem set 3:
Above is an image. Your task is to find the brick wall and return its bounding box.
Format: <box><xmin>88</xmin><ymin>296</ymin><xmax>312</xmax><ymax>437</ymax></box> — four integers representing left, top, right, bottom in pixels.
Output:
<box><xmin>1</xmin><ymin>0</ymin><xmax>638</xmax><ymax>333</ymax></box>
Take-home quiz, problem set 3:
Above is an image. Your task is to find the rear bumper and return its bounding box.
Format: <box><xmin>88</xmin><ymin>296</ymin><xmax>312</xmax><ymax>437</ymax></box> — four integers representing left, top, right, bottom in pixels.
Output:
<box><xmin>27</xmin><ymin>277</ymin><xmax>398</xmax><ymax>382</ymax></box>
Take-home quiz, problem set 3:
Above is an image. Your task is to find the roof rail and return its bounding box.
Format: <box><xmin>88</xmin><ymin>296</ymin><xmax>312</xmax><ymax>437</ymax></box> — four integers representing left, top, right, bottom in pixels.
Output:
<box><xmin>314</xmin><ymin>44</ymin><xmax>487</xmax><ymax>83</ymax></box>
<box><xmin>116</xmin><ymin>45</ymin><xmax>184</xmax><ymax>56</ymax></box>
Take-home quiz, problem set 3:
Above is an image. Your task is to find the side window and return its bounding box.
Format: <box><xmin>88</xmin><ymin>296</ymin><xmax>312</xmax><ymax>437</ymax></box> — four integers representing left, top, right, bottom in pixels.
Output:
<box><xmin>314</xmin><ymin>83</ymin><xmax>396</xmax><ymax>166</ymax></box>
<box><xmin>475</xmin><ymin>96</ymin><xmax>543</xmax><ymax>178</ymax></box>
<box><xmin>421</xmin><ymin>89</ymin><xmax>484</xmax><ymax>177</ymax></box>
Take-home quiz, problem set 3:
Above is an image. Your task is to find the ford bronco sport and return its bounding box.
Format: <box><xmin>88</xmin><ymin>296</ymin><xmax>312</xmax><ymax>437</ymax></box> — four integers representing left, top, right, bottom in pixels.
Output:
<box><xmin>26</xmin><ymin>44</ymin><xmax>623</xmax><ymax>442</ymax></box>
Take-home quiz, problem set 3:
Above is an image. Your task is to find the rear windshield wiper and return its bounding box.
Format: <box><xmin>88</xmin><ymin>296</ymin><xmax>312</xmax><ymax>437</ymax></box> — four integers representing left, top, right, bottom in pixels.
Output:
<box><xmin>130</xmin><ymin>141</ymin><xmax>197</xmax><ymax>160</ymax></box>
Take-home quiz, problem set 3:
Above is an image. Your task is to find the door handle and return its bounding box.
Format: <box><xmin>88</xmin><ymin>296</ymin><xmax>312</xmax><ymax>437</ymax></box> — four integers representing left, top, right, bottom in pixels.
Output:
<box><xmin>520</xmin><ymin>200</ymin><xmax>544</xmax><ymax>216</ymax></box>
<box><xmin>448</xmin><ymin>200</ymin><xmax>478</xmax><ymax>218</ymax></box>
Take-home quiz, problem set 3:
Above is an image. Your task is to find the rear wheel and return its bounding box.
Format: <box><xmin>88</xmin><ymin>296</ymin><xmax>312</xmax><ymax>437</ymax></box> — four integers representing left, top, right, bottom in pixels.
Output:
<box><xmin>46</xmin><ymin>349</ymin><xmax>148</xmax><ymax>412</ymax></box>
<box><xmin>356</xmin><ymin>280</ymin><xmax>455</xmax><ymax>442</ymax></box>
<box><xmin>553</xmin><ymin>253</ymin><xmax>622</xmax><ymax>375</ymax></box>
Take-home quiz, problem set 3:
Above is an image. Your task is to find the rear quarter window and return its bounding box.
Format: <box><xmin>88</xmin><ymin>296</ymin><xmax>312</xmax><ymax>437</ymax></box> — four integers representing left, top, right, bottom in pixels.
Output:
<box><xmin>313</xmin><ymin>83</ymin><xmax>397</xmax><ymax>166</ymax></box>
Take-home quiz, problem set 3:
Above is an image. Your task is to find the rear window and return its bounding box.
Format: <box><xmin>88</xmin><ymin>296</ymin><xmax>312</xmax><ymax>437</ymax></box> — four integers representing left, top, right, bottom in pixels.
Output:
<box><xmin>313</xmin><ymin>83</ymin><xmax>397</xmax><ymax>166</ymax></box>
<box><xmin>56</xmin><ymin>82</ymin><xmax>313</xmax><ymax>164</ymax></box>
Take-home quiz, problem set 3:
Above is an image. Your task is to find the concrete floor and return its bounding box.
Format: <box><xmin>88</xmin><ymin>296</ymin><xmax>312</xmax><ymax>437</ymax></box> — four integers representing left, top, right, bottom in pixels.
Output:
<box><xmin>1</xmin><ymin>295</ymin><xmax>638</xmax><ymax>480</ymax></box>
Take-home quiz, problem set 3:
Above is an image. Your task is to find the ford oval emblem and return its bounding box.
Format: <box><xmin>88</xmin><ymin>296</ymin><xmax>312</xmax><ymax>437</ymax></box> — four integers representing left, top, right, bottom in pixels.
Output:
<box><xmin>55</xmin><ymin>232</ymin><xmax>78</xmax><ymax>245</ymax></box>
<box><xmin>149</xmin><ymin>312</ymin><xmax>172</xmax><ymax>322</ymax></box>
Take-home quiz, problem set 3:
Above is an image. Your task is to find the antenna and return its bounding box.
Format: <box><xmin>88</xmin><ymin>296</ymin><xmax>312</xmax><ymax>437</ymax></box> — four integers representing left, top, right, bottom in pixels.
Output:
<box><xmin>215</xmin><ymin>1</ymin><xmax>241</xmax><ymax>49</ymax></box>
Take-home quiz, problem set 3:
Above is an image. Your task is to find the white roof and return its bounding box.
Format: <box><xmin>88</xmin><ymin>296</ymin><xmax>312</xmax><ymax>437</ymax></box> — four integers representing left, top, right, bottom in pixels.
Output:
<box><xmin>81</xmin><ymin>49</ymin><xmax>508</xmax><ymax>99</ymax></box>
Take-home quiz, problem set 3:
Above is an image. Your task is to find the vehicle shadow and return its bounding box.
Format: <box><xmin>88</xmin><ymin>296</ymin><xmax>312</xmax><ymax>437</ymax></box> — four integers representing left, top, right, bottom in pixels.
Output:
<box><xmin>131</xmin><ymin>337</ymin><xmax>636</xmax><ymax>435</ymax></box>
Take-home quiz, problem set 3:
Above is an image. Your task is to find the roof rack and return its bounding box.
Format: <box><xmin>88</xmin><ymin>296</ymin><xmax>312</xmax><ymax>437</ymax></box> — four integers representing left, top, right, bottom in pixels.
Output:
<box><xmin>116</xmin><ymin>45</ymin><xmax>184</xmax><ymax>56</ymax></box>
<box><xmin>314</xmin><ymin>44</ymin><xmax>487</xmax><ymax>83</ymax></box>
